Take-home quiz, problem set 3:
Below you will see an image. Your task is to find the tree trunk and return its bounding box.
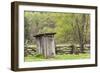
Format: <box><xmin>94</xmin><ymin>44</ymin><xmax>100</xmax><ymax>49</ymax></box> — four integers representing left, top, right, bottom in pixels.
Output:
<box><xmin>75</xmin><ymin>15</ymin><xmax>85</xmax><ymax>53</ymax></box>
<box><xmin>80</xmin><ymin>41</ymin><xmax>84</xmax><ymax>53</ymax></box>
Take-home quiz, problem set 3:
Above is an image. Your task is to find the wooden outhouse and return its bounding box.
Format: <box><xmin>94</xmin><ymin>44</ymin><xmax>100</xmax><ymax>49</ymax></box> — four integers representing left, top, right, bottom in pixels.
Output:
<box><xmin>34</xmin><ymin>33</ymin><xmax>56</xmax><ymax>58</ymax></box>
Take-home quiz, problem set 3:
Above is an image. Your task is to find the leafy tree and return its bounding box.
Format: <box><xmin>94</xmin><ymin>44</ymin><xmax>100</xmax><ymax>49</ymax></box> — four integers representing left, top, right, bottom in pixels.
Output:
<box><xmin>24</xmin><ymin>11</ymin><xmax>90</xmax><ymax>53</ymax></box>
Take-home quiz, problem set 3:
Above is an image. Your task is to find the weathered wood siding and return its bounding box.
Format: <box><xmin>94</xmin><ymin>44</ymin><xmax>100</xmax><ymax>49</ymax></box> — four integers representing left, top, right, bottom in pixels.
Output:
<box><xmin>35</xmin><ymin>35</ymin><xmax>56</xmax><ymax>58</ymax></box>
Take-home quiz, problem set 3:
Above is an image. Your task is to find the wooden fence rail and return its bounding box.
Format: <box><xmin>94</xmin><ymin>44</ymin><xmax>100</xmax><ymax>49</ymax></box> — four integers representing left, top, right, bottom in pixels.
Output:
<box><xmin>24</xmin><ymin>44</ymin><xmax>90</xmax><ymax>56</ymax></box>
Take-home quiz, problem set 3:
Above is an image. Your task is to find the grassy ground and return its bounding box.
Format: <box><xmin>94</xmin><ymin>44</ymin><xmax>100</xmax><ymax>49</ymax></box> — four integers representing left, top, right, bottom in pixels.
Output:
<box><xmin>24</xmin><ymin>53</ymin><xmax>90</xmax><ymax>62</ymax></box>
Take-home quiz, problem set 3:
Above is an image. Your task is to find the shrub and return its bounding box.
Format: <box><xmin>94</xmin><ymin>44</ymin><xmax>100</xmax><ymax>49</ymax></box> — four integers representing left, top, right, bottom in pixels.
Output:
<box><xmin>34</xmin><ymin>54</ymin><xmax>44</xmax><ymax>58</ymax></box>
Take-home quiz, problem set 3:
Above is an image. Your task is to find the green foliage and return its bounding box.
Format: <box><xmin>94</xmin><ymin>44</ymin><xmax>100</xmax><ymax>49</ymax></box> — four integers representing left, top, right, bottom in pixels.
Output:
<box><xmin>34</xmin><ymin>54</ymin><xmax>44</xmax><ymax>58</ymax></box>
<box><xmin>24</xmin><ymin>11</ymin><xmax>90</xmax><ymax>48</ymax></box>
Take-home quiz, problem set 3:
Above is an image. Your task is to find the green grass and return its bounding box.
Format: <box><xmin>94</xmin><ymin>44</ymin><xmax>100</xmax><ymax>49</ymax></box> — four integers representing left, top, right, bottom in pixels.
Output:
<box><xmin>24</xmin><ymin>53</ymin><xmax>90</xmax><ymax>62</ymax></box>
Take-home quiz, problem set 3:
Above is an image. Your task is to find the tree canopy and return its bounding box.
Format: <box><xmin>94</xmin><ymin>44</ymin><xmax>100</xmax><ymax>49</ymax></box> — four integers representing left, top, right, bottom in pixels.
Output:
<box><xmin>24</xmin><ymin>11</ymin><xmax>90</xmax><ymax>52</ymax></box>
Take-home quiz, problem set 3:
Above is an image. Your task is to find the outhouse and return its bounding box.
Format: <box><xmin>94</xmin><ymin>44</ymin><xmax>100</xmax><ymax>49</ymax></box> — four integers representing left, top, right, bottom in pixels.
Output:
<box><xmin>34</xmin><ymin>33</ymin><xmax>56</xmax><ymax>58</ymax></box>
